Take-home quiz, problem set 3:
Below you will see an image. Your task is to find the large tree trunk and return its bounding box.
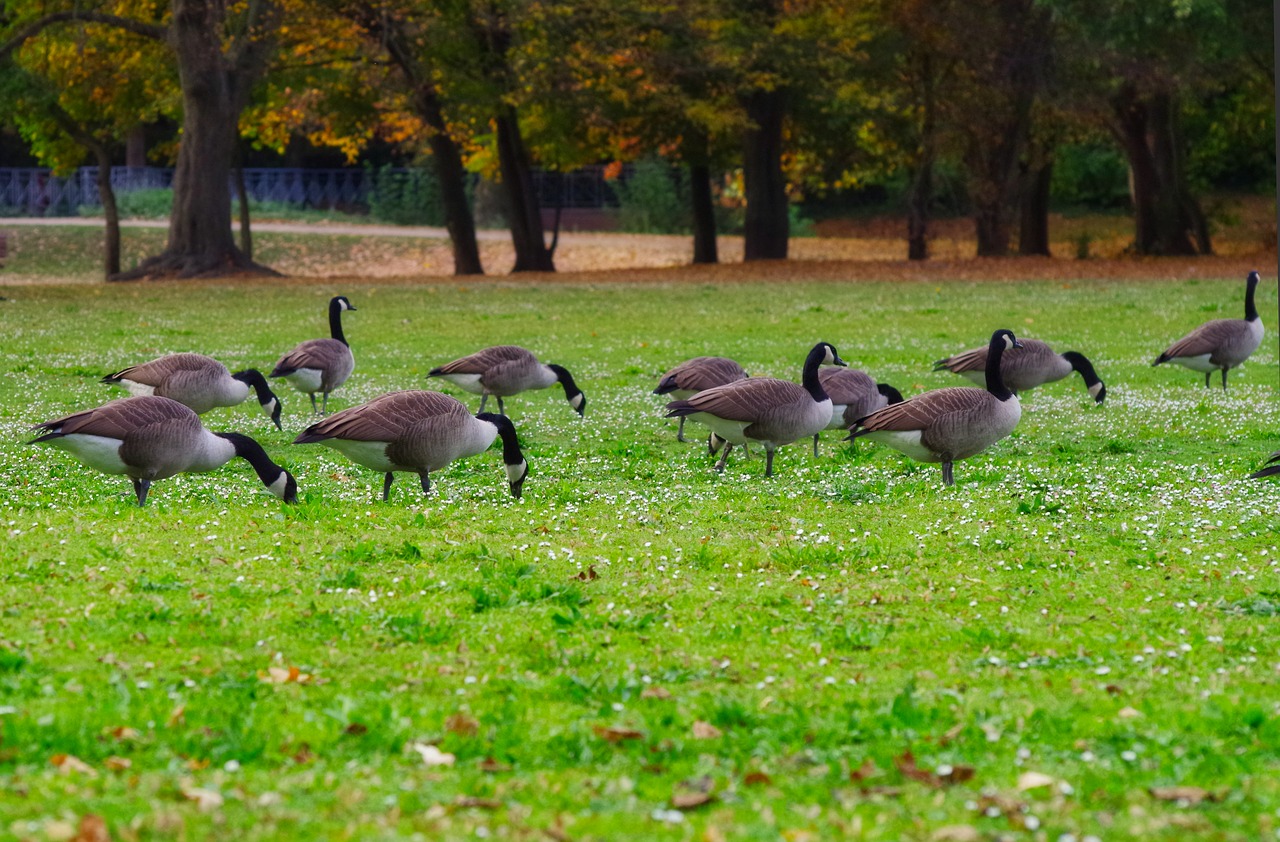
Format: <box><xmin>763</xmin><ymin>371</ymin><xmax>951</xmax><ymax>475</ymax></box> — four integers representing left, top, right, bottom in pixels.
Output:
<box><xmin>115</xmin><ymin>0</ymin><xmax>279</xmax><ymax>279</ymax></box>
<box><xmin>907</xmin><ymin>53</ymin><xmax>937</xmax><ymax>262</ymax></box>
<box><xmin>495</xmin><ymin>108</ymin><xmax>555</xmax><ymax>272</ymax></box>
<box><xmin>423</xmin><ymin>101</ymin><xmax>484</xmax><ymax>276</ymax></box>
<box><xmin>742</xmin><ymin>88</ymin><xmax>789</xmax><ymax>261</ymax></box>
<box><xmin>1110</xmin><ymin>85</ymin><xmax>1210</xmax><ymax>256</ymax></box>
<box><xmin>689</xmin><ymin>163</ymin><xmax>718</xmax><ymax>265</ymax></box>
<box><xmin>1018</xmin><ymin>159</ymin><xmax>1052</xmax><ymax>256</ymax></box>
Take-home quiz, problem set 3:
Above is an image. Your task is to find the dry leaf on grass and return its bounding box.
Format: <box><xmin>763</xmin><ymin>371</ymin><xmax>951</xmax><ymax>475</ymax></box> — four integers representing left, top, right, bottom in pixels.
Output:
<box><xmin>408</xmin><ymin>742</ymin><xmax>456</xmax><ymax>767</ymax></box>
<box><xmin>51</xmin><ymin>754</ymin><xmax>96</xmax><ymax>777</ymax></box>
<box><xmin>593</xmin><ymin>725</ymin><xmax>643</xmax><ymax>743</ymax></box>
<box><xmin>260</xmin><ymin>665</ymin><xmax>311</xmax><ymax>684</ymax></box>
<box><xmin>445</xmin><ymin>712</ymin><xmax>479</xmax><ymax>737</ymax></box>
<box><xmin>454</xmin><ymin>795</ymin><xmax>502</xmax><ymax>809</ymax></box>
<box><xmin>72</xmin><ymin>814</ymin><xmax>109</xmax><ymax>842</ymax></box>
<box><xmin>1149</xmin><ymin>786</ymin><xmax>1219</xmax><ymax>805</ymax></box>
<box><xmin>932</xmin><ymin>826</ymin><xmax>981</xmax><ymax>842</ymax></box>
<box><xmin>691</xmin><ymin>720</ymin><xmax>723</xmax><ymax>740</ymax></box>
<box><xmin>479</xmin><ymin>756</ymin><xmax>512</xmax><ymax>773</ymax></box>
<box><xmin>1016</xmin><ymin>771</ymin><xmax>1057</xmax><ymax>792</ymax></box>
<box><xmin>672</xmin><ymin>775</ymin><xmax>716</xmax><ymax>810</ymax></box>
<box><xmin>181</xmin><ymin>785</ymin><xmax>224</xmax><ymax>811</ymax></box>
<box><xmin>104</xmin><ymin>756</ymin><xmax>132</xmax><ymax>772</ymax></box>
<box><xmin>640</xmin><ymin>686</ymin><xmax>671</xmax><ymax>700</ymax></box>
<box><xmin>894</xmin><ymin>751</ymin><xmax>973</xmax><ymax>787</ymax></box>
<box><xmin>571</xmin><ymin>566</ymin><xmax>599</xmax><ymax>581</ymax></box>
<box><xmin>743</xmin><ymin>770</ymin><xmax>772</xmax><ymax>787</ymax></box>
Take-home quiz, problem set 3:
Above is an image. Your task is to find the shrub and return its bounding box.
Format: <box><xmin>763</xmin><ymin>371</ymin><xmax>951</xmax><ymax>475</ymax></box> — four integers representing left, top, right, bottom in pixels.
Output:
<box><xmin>615</xmin><ymin>157</ymin><xmax>690</xmax><ymax>234</ymax></box>
<box><xmin>1051</xmin><ymin>144</ymin><xmax>1130</xmax><ymax>209</ymax></box>
<box><xmin>366</xmin><ymin>165</ymin><xmax>448</xmax><ymax>226</ymax></box>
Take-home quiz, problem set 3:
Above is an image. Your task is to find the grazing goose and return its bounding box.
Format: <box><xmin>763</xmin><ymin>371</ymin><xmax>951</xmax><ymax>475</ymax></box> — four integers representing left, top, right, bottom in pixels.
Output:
<box><xmin>293</xmin><ymin>390</ymin><xmax>529</xmax><ymax>501</ymax></box>
<box><xmin>1153</xmin><ymin>270</ymin><xmax>1263</xmax><ymax>389</ymax></box>
<box><xmin>814</xmin><ymin>368</ymin><xmax>905</xmax><ymax>456</ymax></box>
<box><xmin>429</xmin><ymin>346</ymin><xmax>585</xmax><ymax>416</ymax></box>
<box><xmin>271</xmin><ymin>295</ymin><xmax>357</xmax><ymax>414</ymax></box>
<box><xmin>848</xmin><ymin>329</ymin><xmax>1022</xmax><ymax>486</ymax></box>
<box><xmin>664</xmin><ymin>342</ymin><xmax>846</xmax><ymax>477</ymax></box>
<box><xmin>102</xmin><ymin>353</ymin><xmax>284</xmax><ymax>430</ymax></box>
<box><xmin>933</xmin><ymin>338</ymin><xmax>1106</xmax><ymax>404</ymax></box>
<box><xmin>654</xmin><ymin>356</ymin><xmax>749</xmax><ymax>442</ymax></box>
<box><xmin>1249</xmin><ymin>451</ymin><xmax>1280</xmax><ymax>480</ymax></box>
<box><xmin>28</xmin><ymin>396</ymin><xmax>298</xmax><ymax>506</ymax></box>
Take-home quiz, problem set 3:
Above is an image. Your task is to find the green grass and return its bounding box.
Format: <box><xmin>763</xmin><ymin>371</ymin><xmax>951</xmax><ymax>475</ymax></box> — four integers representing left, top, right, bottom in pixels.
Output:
<box><xmin>0</xmin><ymin>275</ymin><xmax>1278</xmax><ymax>840</ymax></box>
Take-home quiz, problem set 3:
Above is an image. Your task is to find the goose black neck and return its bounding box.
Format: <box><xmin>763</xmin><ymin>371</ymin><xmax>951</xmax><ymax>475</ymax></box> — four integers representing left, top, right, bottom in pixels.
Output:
<box><xmin>218</xmin><ymin>432</ymin><xmax>287</xmax><ymax>486</ymax></box>
<box><xmin>802</xmin><ymin>346</ymin><xmax>829</xmax><ymax>402</ymax></box>
<box><xmin>985</xmin><ymin>336</ymin><xmax>1015</xmax><ymax>402</ymax></box>
<box><xmin>329</xmin><ymin>299</ymin><xmax>348</xmax><ymax>346</ymax></box>
<box><xmin>877</xmin><ymin>383</ymin><xmax>905</xmax><ymax>404</ymax></box>
<box><xmin>548</xmin><ymin>364</ymin><xmax>582</xmax><ymax>400</ymax></box>
<box><xmin>1061</xmin><ymin>352</ymin><xmax>1101</xmax><ymax>387</ymax></box>
<box><xmin>233</xmin><ymin>369</ymin><xmax>277</xmax><ymax>405</ymax></box>
<box><xmin>478</xmin><ymin>413</ymin><xmax>525</xmax><ymax>465</ymax></box>
<box><xmin>1245</xmin><ymin>272</ymin><xmax>1259</xmax><ymax>322</ymax></box>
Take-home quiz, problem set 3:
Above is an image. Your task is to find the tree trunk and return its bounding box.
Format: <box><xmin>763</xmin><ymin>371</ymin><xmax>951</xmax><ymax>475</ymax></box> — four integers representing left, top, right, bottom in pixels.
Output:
<box><xmin>907</xmin><ymin>53</ymin><xmax>937</xmax><ymax>262</ymax></box>
<box><xmin>495</xmin><ymin>108</ymin><xmax>555</xmax><ymax>272</ymax></box>
<box><xmin>126</xmin><ymin>125</ymin><xmax>147</xmax><ymax>169</ymax></box>
<box><xmin>114</xmin><ymin>0</ymin><xmax>279</xmax><ymax>279</ymax></box>
<box><xmin>95</xmin><ymin>149</ymin><xmax>122</xmax><ymax>277</ymax></box>
<box><xmin>689</xmin><ymin>162</ymin><xmax>718</xmax><ymax>265</ymax></box>
<box><xmin>1110</xmin><ymin>85</ymin><xmax>1209</xmax><ymax>256</ymax></box>
<box><xmin>742</xmin><ymin>88</ymin><xmax>789</xmax><ymax>261</ymax></box>
<box><xmin>1018</xmin><ymin>160</ymin><xmax>1052</xmax><ymax>256</ymax></box>
<box><xmin>423</xmin><ymin>104</ymin><xmax>484</xmax><ymax>276</ymax></box>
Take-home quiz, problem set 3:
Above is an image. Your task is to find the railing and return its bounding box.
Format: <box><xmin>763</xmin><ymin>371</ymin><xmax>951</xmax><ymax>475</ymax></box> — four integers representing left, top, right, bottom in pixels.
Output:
<box><xmin>0</xmin><ymin>165</ymin><xmax>627</xmax><ymax>217</ymax></box>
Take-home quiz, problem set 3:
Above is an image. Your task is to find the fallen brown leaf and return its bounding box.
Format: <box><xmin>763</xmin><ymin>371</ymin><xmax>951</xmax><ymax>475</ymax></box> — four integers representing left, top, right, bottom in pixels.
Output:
<box><xmin>344</xmin><ymin>723</ymin><xmax>368</xmax><ymax>736</ymax></box>
<box><xmin>446</xmin><ymin>712</ymin><xmax>479</xmax><ymax>737</ymax></box>
<box><xmin>671</xmin><ymin>791</ymin><xmax>714</xmax><ymax>810</ymax></box>
<box><xmin>932</xmin><ymin>825</ymin><xmax>981</xmax><ymax>842</ymax></box>
<box><xmin>743</xmin><ymin>770</ymin><xmax>772</xmax><ymax>787</ymax></box>
<box><xmin>894</xmin><ymin>751</ymin><xmax>939</xmax><ymax>787</ymax></box>
<box><xmin>691</xmin><ymin>720</ymin><xmax>723</xmax><ymax>740</ymax></box>
<box><xmin>104</xmin><ymin>756</ymin><xmax>132</xmax><ymax>772</ymax></box>
<box><xmin>572</xmin><ymin>566</ymin><xmax>599</xmax><ymax>581</ymax></box>
<box><xmin>1016</xmin><ymin>771</ymin><xmax>1056</xmax><ymax>792</ymax></box>
<box><xmin>181</xmin><ymin>785</ymin><xmax>224</xmax><ymax>811</ymax></box>
<box><xmin>478</xmin><ymin>756</ymin><xmax>512</xmax><ymax>773</ymax></box>
<box><xmin>593</xmin><ymin>725</ymin><xmax>643</xmax><ymax>743</ymax></box>
<box><xmin>849</xmin><ymin>758</ymin><xmax>879</xmax><ymax>782</ymax></box>
<box><xmin>71</xmin><ymin>814</ymin><xmax>109</xmax><ymax>842</ymax></box>
<box><xmin>640</xmin><ymin>686</ymin><xmax>671</xmax><ymax>700</ymax></box>
<box><xmin>51</xmin><ymin>754</ymin><xmax>97</xmax><ymax>777</ymax></box>
<box><xmin>1149</xmin><ymin>786</ymin><xmax>1219</xmax><ymax>805</ymax></box>
<box><xmin>454</xmin><ymin>795</ymin><xmax>502</xmax><ymax>809</ymax></box>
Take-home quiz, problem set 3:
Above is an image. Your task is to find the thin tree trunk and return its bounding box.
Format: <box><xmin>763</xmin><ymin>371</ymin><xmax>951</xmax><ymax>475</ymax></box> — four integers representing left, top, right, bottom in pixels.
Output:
<box><xmin>96</xmin><ymin>150</ymin><xmax>121</xmax><ymax>277</ymax></box>
<box><xmin>689</xmin><ymin>162</ymin><xmax>718</xmax><ymax>264</ymax></box>
<box><xmin>235</xmin><ymin>149</ymin><xmax>252</xmax><ymax>261</ymax></box>
<box><xmin>907</xmin><ymin>160</ymin><xmax>933</xmax><ymax>261</ymax></box>
<box><xmin>1018</xmin><ymin>160</ymin><xmax>1052</xmax><ymax>256</ymax></box>
<box><xmin>742</xmin><ymin>88</ymin><xmax>789</xmax><ymax>261</ymax></box>
<box><xmin>495</xmin><ymin>108</ymin><xmax>555</xmax><ymax>272</ymax></box>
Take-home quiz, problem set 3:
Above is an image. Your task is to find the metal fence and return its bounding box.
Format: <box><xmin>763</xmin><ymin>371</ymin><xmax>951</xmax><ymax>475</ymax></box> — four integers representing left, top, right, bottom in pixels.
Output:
<box><xmin>0</xmin><ymin>165</ymin><xmax>625</xmax><ymax>217</ymax></box>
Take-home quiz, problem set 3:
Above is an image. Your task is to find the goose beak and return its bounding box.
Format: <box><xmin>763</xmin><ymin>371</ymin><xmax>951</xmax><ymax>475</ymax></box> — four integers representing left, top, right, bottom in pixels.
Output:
<box><xmin>1012</xmin><ymin>339</ymin><xmax>1024</xmax><ymax>349</ymax></box>
<box><xmin>832</xmin><ymin>354</ymin><xmax>848</xmax><ymax>367</ymax></box>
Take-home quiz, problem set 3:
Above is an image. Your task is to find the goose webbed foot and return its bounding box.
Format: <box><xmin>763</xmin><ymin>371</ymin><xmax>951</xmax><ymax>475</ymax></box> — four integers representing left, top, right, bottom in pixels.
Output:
<box><xmin>714</xmin><ymin>442</ymin><xmax>733</xmax><ymax>472</ymax></box>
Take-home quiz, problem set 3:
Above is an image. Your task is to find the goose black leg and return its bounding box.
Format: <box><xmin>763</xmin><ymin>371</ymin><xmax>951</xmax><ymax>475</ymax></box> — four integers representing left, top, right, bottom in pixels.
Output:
<box><xmin>813</xmin><ymin>433</ymin><xmax>820</xmax><ymax>458</ymax></box>
<box><xmin>497</xmin><ymin>396</ymin><xmax>505</xmax><ymax>415</ymax></box>
<box><xmin>1222</xmin><ymin>369</ymin><xmax>1229</xmax><ymax>391</ymax></box>
<box><xmin>714</xmin><ymin>442</ymin><xmax>733</xmax><ymax>472</ymax></box>
<box><xmin>132</xmin><ymin>478</ymin><xmax>151</xmax><ymax>506</ymax></box>
<box><xmin>382</xmin><ymin>472</ymin><xmax>395</xmax><ymax>502</ymax></box>
<box><xmin>1204</xmin><ymin>371</ymin><xmax>1211</xmax><ymax>389</ymax></box>
<box><xmin>677</xmin><ymin>417</ymin><xmax>687</xmax><ymax>443</ymax></box>
<box><xmin>309</xmin><ymin>393</ymin><xmax>319</xmax><ymax>415</ymax></box>
<box><xmin>419</xmin><ymin>471</ymin><xmax>431</xmax><ymax>496</ymax></box>
<box><xmin>765</xmin><ymin>449</ymin><xmax>775</xmax><ymax>477</ymax></box>
<box><xmin>479</xmin><ymin>394</ymin><xmax>489</xmax><ymax>412</ymax></box>
<box><xmin>321</xmin><ymin>392</ymin><xmax>330</xmax><ymax>414</ymax></box>
<box><xmin>942</xmin><ymin>461</ymin><xmax>955</xmax><ymax>486</ymax></box>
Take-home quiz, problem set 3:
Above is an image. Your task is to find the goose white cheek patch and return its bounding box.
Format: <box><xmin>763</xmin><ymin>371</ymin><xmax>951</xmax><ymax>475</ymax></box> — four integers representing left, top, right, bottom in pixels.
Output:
<box><xmin>268</xmin><ymin>472</ymin><xmax>291</xmax><ymax>498</ymax></box>
<box><xmin>1088</xmin><ymin>383</ymin><xmax>1104</xmax><ymax>399</ymax></box>
<box><xmin>570</xmin><ymin>394</ymin><xmax>585</xmax><ymax>410</ymax></box>
<box><xmin>506</xmin><ymin>461</ymin><xmax>528</xmax><ymax>485</ymax></box>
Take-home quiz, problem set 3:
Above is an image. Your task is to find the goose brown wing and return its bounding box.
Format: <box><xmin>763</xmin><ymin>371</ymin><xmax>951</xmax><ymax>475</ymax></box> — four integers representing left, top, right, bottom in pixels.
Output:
<box><xmin>855</xmin><ymin>388</ymin><xmax>990</xmax><ymax>432</ymax></box>
<box><xmin>432</xmin><ymin>345</ymin><xmax>533</xmax><ymax>375</ymax></box>
<box><xmin>669</xmin><ymin>357</ymin><xmax>747</xmax><ymax>392</ymax></box>
<box><xmin>934</xmin><ymin>346</ymin><xmax>988</xmax><ymax>374</ymax></box>
<box><xmin>273</xmin><ymin>339</ymin><xmax>347</xmax><ymax>376</ymax></box>
<box><xmin>1158</xmin><ymin>319</ymin><xmax>1243</xmax><ymax>361</ymax></box>
<box><xmin>105</xmin><ymin>353</ymin><xmax>222</xmax><ymax>386</ymax></box>
<box><xmin>34</xmin><ymin>396</ymin><xmax>198</xmax><ymax>439</ymax></box>
<box><xmin>678</xmin><ymin>378</ymin><xmax>806</xmax><ymax>421</ymax></box>
<box><xmin>297</xmin><ymin>390</ymin><xmax>468</xmax><ymax>442</ymax></box>
<box><xmin>818</xmin><ymin>368</ymin><xmax>877</xmax><ymax>404</ymax></box>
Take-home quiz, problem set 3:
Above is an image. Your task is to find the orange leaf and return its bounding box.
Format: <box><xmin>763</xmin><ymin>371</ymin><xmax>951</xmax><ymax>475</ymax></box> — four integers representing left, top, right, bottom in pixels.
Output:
<box><xmin>593</xmin><ymin>725</ymin><xmax>643</xmax><ymax>743</ymax></box>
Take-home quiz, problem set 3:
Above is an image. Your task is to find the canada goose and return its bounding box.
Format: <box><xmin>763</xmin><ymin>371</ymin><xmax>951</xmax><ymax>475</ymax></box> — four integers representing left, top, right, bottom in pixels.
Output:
<box><xmin>293</xmin><ymin>390</ymin><xmax>529</xmax><ymax>500</ymax></box>
<box><xmin>664</xmin><ymin>342</ymin><xmax>846</xmax><ymax>477</ymax></box>
<box><xmin>28</xmin><ymin>395</ymin><xmax>298</xmax><ymax>506</ymax></box>
<box><xmin>1249</xmin><ymin>451</ymin><xmax>1280</xmax><ymax>479</ymax></box>
<box><xmin>1153</xmin><ymin>270</ymin><xmax>1264</xmax><ymax>389</ymax></box>
<box><xmin>429</xmin><ymin>346</ymin><xmax>585</xmax><ymax>416</ymax></box>
<box><xmin>102</xmin><ymin>353</ymin><xmax>284</xmax><ymax>430</ymax></box>
<box><xmin>654</xmin><ymin>356</ymin><xmax>749</xmax><ymax>442</ymax></box>
<box><xmin>933</xmin><ymin>338</ymin><xmax>1106</xmax><ymax>404</ymax></box>
<box><xmin>814</xmin><ymin>368</ymin><xmax>904</xmax><ymax>456</ymax></box>
<box><xmin>271</xmin><ymin>295</ymin><xmax>357</xmax><ymax>414</ymax></box>
<box><xmin>848</xmin><ymin>329</ymin><xmax>1023</xmax><ymax>486</ymax></box>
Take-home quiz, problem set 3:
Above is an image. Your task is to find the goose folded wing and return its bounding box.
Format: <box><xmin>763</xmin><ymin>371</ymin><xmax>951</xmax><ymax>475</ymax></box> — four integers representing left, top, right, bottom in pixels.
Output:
<box><xmin>935</xmin><ymin>347</ymin><xmax>987</xmax><ymax>373</ymax></box>
<box><xmin>35</xmin><ymin>397</ymin><xmax>196</xmax><ymax>439</ymax></box>
<box><xmin>855</xmin><ymin>388</ymin><xmax>990</xmax><ymax>431</ymax></box>
<box><xmin>681</xmin><ymin>357</ymin><xmax>747</xmax><ymax>391</ymax></box>
<box><xmin>274</xmin><ymin>340</ymin><xmax>342</xmax><ymax>375</ymax></box>
<box><xmin>433</xmin><ymin>345</ymin><xmax>531</xmax><ymax>375</ymax></box>
<box><xmin>819</xmin><ymin>369</ymin><xmax>876</xmax><ymax>403</ymax></box>
<box><xmin>680</xmin><ymin>379</ymin><xmax>804</xmax><ymax>421</ymax></box>
<box><xmin>1160</xmin><ymin>320</ymin><xmax>1239</xmax><ymax>360</ymax></box>
<box><xmin>300</xmin><ymin>391</ymin><xmax>467</xmax><ymax>442</ymax></box>
<box><xmin>105</xmin><ymin>353</ymin><xmax>218</xmax><ymax>385</ymax></box>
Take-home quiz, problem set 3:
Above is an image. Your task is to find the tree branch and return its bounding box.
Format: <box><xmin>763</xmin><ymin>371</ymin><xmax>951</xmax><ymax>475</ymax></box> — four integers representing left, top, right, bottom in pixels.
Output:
<box><xmin>0</xmin><ymin>10</ymin><xmax>167</xmax><ymax>61</ymax></box>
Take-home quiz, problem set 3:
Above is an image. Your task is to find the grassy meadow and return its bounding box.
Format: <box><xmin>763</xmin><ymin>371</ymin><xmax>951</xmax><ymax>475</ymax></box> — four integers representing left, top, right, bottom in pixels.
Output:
<box><xmin>1</xmin><ymin>262</ymin><xmax>1279</xmax><ymax>840</ymax></box>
